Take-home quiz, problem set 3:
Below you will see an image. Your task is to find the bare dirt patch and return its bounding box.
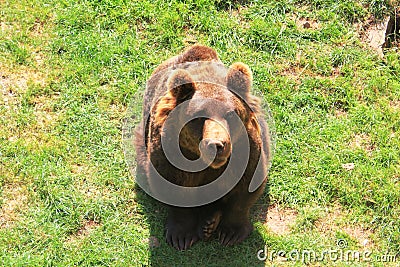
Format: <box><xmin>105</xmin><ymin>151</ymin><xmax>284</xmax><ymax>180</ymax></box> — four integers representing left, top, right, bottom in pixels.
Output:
<box><xmin>72</xmin><ymin>167</ymin><xmax>114</xmax><ymax>202</ymax></box>
<box><xmin>357</xmin><ymin>10</ymin><xmax>400</xmax><ymax>58</ymax></box>
<box><xmin>281</xmin><ymin>64</ymin><xmax>340</xmax><ymax>83</ymax></box>
<box><xmin>259</xmin><ymin>204</ymin><xmax>298</xmax><ymax>235</ymax></box>
<box><xmin>0</xmin><ymin>64</ymin><xmax>48</xmax><ymax>110</ymax></box>
<box><xmin>389</xmin><ymin>100</ymin><xmax>400</xmax><ymax>110</ymax></box>
<box><xmin>350</xmin><ymin>133</ymin><xmax>375</xmax><ymax>155</ymax></box>
<box><xmin>1</xmin><ymin>21</ymin><xmax>15</xmax><ymax>34</ymax></box>
<box><xmin>0</xmin><ymin>20</ymin><xmax>51</xmax><ymax>103</ymax></box>
<box><xmin>288</xmin><ymin>12</ymin><xmax>321</xmax><ymax>31</ymax></box>
<box><xmin>99</xmin><ymin>101</ymin><xmax>126</xmax><ymax>121</ymax></box>
<box><xmin>280</xmin><ymin>53</ymin><xmax>341</xmax><ymax>82</ymax></box>
<box><xmin>79</xmin><ymin>184</ymin><xmax>103</xmax><ymax>200</ymax></box>
<box><xmin>315</xmin><ymin>206</ymin><xmax>375</xmax><ymax>249</ymax></box>
<box><xmin>0</xmin><ymin>56</ymin><xmax>60</xmax><ymax>145</ymax></box>
<box><xmin>67</xmin><ymin>220</ymin><xmax>100</xmax><ymax>244</ymax></box>
<box><xmin>32</xmin><ymin>94</ymin><xmax>60</xmax><ymax>129</ymax></box>
<box><xmin>29</xmin><ymin>18</ymin><xmax>47</xmax><ymax>38</ymax></box>
<box><xmin>76</xmin><ymin>220</ymin><xmax>100</xmax><ymax>236</ymax></box>
<box><xmin>72</xmin><ymin>166</ymin><xmax>103</xmax><ymax>200</ymax></box>
<box><xmin>295</xmin><ymin>18</ymin><xmax>320</xmax><ymax>30</ymax></box>
<box><xmin>342</xmin><ymin>162</ymin><xmax>355</xmax><ymax>171</ymax></box>
<box><xmin>358</xmin><ymin>17</ymin><xmax>389</xmax><ymax>57</ymax></box>
<box><xmin>280</xmin><ymin>65</ymin><xmax>305</xmax><ymax>82</ymax></box>
<box><xmin>71</xmin><ymin>163</ymin><xmax>85</xmax><ymax>174</ymax></box>
<box><xmin>334</xmin><ymin>109</ymin><xmax>348</xmax><ymax>118</ymax></box>
<box><xmin>0</xmin><ymin>184</ymin><xmax>28</xmax><ymax>228</ymax></box>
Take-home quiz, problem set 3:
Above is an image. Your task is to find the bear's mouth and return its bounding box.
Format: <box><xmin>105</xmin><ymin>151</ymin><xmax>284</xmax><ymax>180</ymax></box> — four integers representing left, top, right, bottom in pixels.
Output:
<box><xmin>209</xmin><ymin>157</ymin><xmax>229</xmax><ymax>169</ymax></box>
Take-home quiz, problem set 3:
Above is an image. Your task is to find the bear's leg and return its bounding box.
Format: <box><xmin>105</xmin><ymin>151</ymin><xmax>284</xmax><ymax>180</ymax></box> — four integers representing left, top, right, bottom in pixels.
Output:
<box><xmin>217</xmin><ymin>178</ymin><xmax>267</xmax><ymax>246</ymax></box>
<box><xmin>165</xmin><ymin>207</ymin><xmax>200</xmax><ymax>250</ymax></box>
<box><xmin>217</xmin><ymin>202</ymin><xmax>253</xmax><ymax>246</ymax></box>
<box><xmin>217</xmin><ymin>183</ymin><xmax>265</xmax><ymax>246</ymax></box>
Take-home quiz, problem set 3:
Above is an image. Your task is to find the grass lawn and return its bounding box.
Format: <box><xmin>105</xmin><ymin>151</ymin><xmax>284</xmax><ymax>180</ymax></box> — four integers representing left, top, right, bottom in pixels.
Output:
<box><xmin>1</xmin><ymin>0</ymin><xmax>399</xmax><ymax>266</ymax></box>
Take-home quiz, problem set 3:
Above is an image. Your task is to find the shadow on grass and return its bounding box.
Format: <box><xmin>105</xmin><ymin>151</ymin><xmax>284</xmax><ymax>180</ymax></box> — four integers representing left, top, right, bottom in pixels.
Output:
<box><xmin>134</xmin><ymin>183</ymin><xmax>270</xmax><ymax>266</ymax></box>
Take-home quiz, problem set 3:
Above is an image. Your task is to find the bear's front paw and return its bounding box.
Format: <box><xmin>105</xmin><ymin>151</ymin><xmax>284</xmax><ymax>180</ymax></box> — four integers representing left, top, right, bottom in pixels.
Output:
<box><xmin>166</xmin><ymin>220</ymin><xmax>199</xmax><ymax>250</ymax></box>
<box><xmin>201</xmin><ymin>211</ymin><xmax>222</xmax><ymax>240</ymax></box>
<box><xmin>217</xmin><ymin>221</ymin><xmax>253</xmax><ymax>246</ymax></box>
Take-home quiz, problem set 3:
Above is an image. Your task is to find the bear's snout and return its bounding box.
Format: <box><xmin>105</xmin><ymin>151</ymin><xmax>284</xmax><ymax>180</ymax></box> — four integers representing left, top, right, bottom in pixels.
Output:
<box><xmin>200</xmin><ymin>138</ymin><xmax>231</xmax><ymax>169</ymax></box>
<box><xmin>200</xmin><ymin>118</ymin><xmax>232</xmax><ymax>169</ymax></box>
<box><xmin>203</xmin><ymin>139</ymin><xmax>229</xmax><ymax>156</ymax></box>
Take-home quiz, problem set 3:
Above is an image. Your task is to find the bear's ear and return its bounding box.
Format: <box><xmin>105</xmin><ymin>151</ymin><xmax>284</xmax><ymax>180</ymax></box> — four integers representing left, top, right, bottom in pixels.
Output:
<box><xmin>167</xmin><ymin>69</ymin><xmax>196</xmax><ymax>104</ymax></box>
<box><xmin>227</xmin><ymin>62</ymin><xmax>253</xmax><ymax>99</ymax></box>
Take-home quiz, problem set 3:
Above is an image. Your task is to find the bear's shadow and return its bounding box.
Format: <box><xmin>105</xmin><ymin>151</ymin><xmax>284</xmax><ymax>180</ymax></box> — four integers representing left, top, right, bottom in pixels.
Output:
<box><xmin>134</xmin><ymin>183</ymin><xmax>270</xmax><ymax>266</ymax></box>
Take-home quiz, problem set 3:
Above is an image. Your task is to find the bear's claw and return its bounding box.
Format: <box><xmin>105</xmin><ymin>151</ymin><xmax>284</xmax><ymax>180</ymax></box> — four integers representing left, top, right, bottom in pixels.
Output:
<box><xmin>166</xmin><ymin>229</ymin><xmax>199</xmax><ymax>251</ymax></box>
<box><xmin>217</xmin><ymin>222</ymin><xmax>253</xmax><ymax>246</ymax></box>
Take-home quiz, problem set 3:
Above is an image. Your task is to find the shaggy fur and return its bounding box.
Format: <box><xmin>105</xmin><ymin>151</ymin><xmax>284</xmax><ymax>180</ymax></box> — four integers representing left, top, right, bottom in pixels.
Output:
<box><xmin>135</xmin><ymin>45</ymin><xmax>271</xmax><ymax>250</ymax></box>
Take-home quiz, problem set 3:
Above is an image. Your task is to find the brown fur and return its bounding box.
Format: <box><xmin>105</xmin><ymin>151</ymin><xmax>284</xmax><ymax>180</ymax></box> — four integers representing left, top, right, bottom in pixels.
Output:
<box><xmin>135</xmin><ymin>45</ymin><xmax>271</xmax><ymax>250</ymax></box>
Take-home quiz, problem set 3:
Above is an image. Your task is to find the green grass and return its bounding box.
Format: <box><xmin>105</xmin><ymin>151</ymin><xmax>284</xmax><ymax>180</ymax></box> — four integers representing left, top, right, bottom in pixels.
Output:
<box><xmin>1</xmin><ymin>0</ymin><xmax>399</xmax><ymax>266</ymax></box>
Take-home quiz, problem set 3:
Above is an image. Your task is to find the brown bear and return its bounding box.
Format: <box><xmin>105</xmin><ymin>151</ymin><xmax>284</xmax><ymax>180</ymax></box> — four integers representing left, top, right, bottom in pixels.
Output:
<box><xmin>135</xmin><ymin>45</ymin><xmax>271</xmax><ymax>250</ymax></box>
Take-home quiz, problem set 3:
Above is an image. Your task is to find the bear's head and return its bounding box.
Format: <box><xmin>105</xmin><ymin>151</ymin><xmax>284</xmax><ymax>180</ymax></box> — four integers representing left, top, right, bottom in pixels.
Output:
<box><xmin>153</xmin><ymin>62</ymin><xmax>261</xmax><ymax>169</ymax></box>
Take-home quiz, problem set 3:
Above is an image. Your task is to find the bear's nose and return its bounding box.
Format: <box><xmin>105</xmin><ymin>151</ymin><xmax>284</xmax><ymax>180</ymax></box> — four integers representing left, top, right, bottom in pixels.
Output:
<box><xmin>206</xmin><ymin>140</ymin><xmax>226</xmax><ymax>155</ymax></box>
